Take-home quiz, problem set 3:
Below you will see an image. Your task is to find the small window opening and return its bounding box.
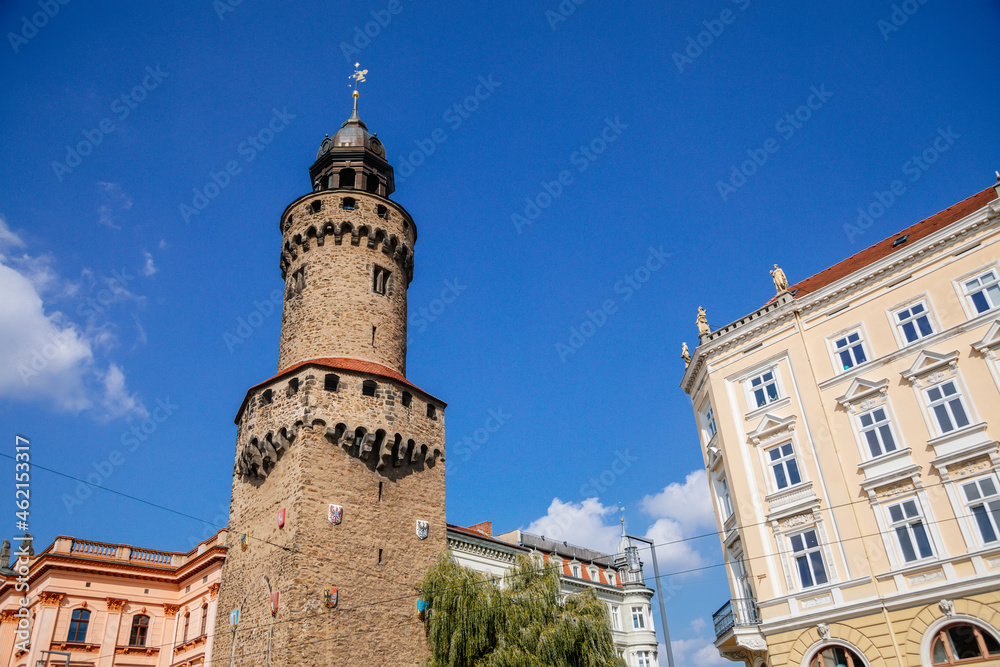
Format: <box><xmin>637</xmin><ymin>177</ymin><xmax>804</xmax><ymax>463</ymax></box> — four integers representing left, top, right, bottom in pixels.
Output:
<box><xmin>324</xmin><ymin>374</ymin><xmax>339</xmax><ymax>391</ymax></box>
<box><xmin>310</xmin><ymin>200</ymin><xmax>321</xmax><ymax>213</ymax></box>
<box><xmin>372</xmin><ymin>325</ymin><xmax>377</xmax><ymax>346</ymax></box>
<box><xmin>378</xmin><ymin>548</ymin><xmax>383</xmax><ymax>565</ymax></box>
<box><xmin>892</xmin><ymin>234</ymin><xmax>909</xmax><ymax>247</ymax></box>
<box><xmin>288</xmin><ymin>378</ymin><xmax>300</xmax><ymax>394</ymax></box>
<box><xmin>377</xmin><ymin>204</ymin><xmax>389</xmax><ymax>220</ymax></box>
<box><xmin>427</xmin><ymin>404</ymin><xmax>437</xmax><ymax>420</ymax></box>
<box><xmin>363</xmin><ymin>380</ymin><xmax>377</xmax><ymax>397</ymax></box>
<box><xmin>342</xmin><ymin>197</ymin><xmax>356</xmax><ymax>210</ymax></box>
<box><xmin>378</xmin><ymin>482</ymin><xmax>383</xmax><ymax>502</ymax></box>
<box><xmin>261</xmin><ymin>389</ymin><xmax>273</xmax><ymax>405</ymax></box>
<box><xmin>401</xmin><ymin>391</ymin><xmax>412</xmax><ymax>407</ymax></box>
<box><xmin>202</xmin><ymin>576</ymin><xmax>208</xmax><ymax>583</ymax></box>
<box><xmin>373</xmin><ymin>266</ymin><xmax>390</xmax><ymax>295</ymax></box>
<box><xmin>185</xmin><ymin>585</ymin><xmax>191</xmax><ymax>593</ymax></box>
<box><xmin>85</xmin><ymin>582</ymin><xmax>91</xmax><ymax>587</ymax></box>
<box><xmin>339</xmin><ymin>168</ymin><xmax>355</xmax><ymax>190</ymax></box>
<box><xmin>366</xmin><ymin>174</ymin><xmax>380</xmax><ymax>194</ymax></box>
<box><xmin>144</xmin><ymin>588</ymin><xmax>149</xmax><ymax>594</ymax></box>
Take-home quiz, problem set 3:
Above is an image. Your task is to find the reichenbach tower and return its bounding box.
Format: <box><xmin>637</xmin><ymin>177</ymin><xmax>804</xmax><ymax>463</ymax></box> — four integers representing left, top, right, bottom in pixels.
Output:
<box><xmin>213</xmin><ymin>89</ymin><xmax>446</xmax><ymax>666</ymax></box>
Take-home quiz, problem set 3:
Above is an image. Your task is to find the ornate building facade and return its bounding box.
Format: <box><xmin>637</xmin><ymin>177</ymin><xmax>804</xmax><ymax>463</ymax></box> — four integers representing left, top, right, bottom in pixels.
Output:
<box><xmin>681</xmin><ymin>180</ymin><xmax>1000</xmax><ymax>666</ymax></box>
<box><xmin>448</xmin><ymin>521</ymin><xmax>659</xmax><ymax>666</ymax></box>
<box><xmin>0</xmin><ymin>531</ymin><xmax>225</xmax><ymax>667</ymax></box>
<box><xmin>210</xmin><ymin>91</ymin><xmax>447</xmax><ymax>666</ymax></box>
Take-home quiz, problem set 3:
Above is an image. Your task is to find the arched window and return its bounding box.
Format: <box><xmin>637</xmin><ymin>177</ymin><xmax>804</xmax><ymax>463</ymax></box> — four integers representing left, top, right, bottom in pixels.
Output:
<box><xmin>183</xmin><ymin>611</ymin><xmax>190</xmax><ymax>641</ymax></box>
<box><xmin>129</xmin><ymin>614</ymin><xmax>149</xmax><ymax>647</ymax></box>
<box><xmin>931</xmin><ymin>623</ymin><xmax>1000</xmax><ymax>664</ymax></box>
<box><xmin>339</xmin><ymin>168</ymin><xmax>355</xmax><ymax>190</ymax></box>
<box><xmin>67</xmin><ymin>608</ymin><xmax>90</xmax><ymax>642</ymax></box>
<box><xmin>809</xmin><ymin>646</ymin><xmax>866</xmax><ymax>667</ymax></box>
<box><xmin>200</xmin><ymin>604</ymin><xmax>209</xmax><ymax>636</ymax></box>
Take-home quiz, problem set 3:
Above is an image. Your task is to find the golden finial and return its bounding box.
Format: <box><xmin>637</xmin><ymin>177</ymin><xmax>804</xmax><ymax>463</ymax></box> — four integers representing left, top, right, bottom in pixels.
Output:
<box><xmin>350</xmin><ymin>62</ymin><xmax>368</xmax><ymax>94</ymax></box>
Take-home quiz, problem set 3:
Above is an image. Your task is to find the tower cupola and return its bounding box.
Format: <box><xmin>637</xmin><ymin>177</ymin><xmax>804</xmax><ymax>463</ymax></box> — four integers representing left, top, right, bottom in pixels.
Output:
<box><xmin>310</xmin><ymin>91</ymin><xmax>394</xmax><ymax>197</ymax></box>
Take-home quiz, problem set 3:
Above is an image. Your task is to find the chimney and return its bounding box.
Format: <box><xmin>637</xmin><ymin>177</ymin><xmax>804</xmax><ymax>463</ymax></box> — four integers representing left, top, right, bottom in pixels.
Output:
<box><xmin>468</xmin><ymin>521</ymin><xmax>493</xmax><ymax>538</ymax></box>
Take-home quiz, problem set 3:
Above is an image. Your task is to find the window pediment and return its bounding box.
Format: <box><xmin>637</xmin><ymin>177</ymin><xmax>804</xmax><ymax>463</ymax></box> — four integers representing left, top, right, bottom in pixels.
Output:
<box><xmin>901</xmin><ymin>350</ymin><xmax>960</xmax><ymax>387</ymax></box>
<box><xmin>747</xmin><ymin>413</ymin><xmax>796</xmax><ymax>446</ymax></box>
<box><xmin>835</xmin><ymin>377</ymin><xmax>889</xmax><ymax>413</ymax></box>
<box><xmin>971</xmin><ymin>319</ymin><xmax>1000</xmax><ymax>360</ymax></box>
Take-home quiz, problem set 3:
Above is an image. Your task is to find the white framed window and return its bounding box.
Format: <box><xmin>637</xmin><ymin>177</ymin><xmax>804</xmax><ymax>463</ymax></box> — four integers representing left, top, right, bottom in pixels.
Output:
<box><xmin>832</xmin><ymin>330</ymin><xmax>869</xmax><ymax>371</ymax></box>
<box><xmin>636</xmin><ymin>651</ymin><xmax>652</xmax><ymax>667</ymax></box>
<box><xmin>607</xmin><ymin>571</ymin><xmax>615</xmax><ymax>586</ymax></box>
<box><xmin>610</xmin><ymin>604</ymin><xmax>620</xmax><ymax>630</ymax></box>
<box><xmin>766</xmin><ymin>442</ymin><xmax>802</xmax><ymax>490</ymax></box>
<box><xmin>857</xmin><ymin>406</ymin><xmax>898</xmax><ymax>458</ymax></box>
<box><xmin>631</xmin><ymin>606</ymin><xmax>645</xmax><ymax>629</ymax></box>
<box><xmin>962</xmin><ymin>269</ymin><xmax>1000</xmax><ymax>315</ymax></box>
<box><xmin>715</xmin><ymin>473</ymin><xmax>734</xmax><ymax>519</ymax></box>
<box><xmin>894</xmin><ymin>301</ymin><xmax>935</xmax><ymax>344</ymax></box>
<box><xmin>789</xmin><ymin>529</ymin><xmax>828</xmax><ymax>589</ymax></box>
<box><xmin>960</xmin><ymin>476</ymin><xmax>1000</xmax><ymax>546</ymax></box>
<box><xmin>746</xmin><ymin>369</ymin><xmax>780</xmax><ymax>409</ymax></box>
<box><xmin>704</xmin><ymin>404</ymin><xmax>718</xmax><ymax>440</ymax></box>
<box><xmin>924</xmin><ymin>380</ymin><xmax>971</xmax><ymax>435</ymax></box>
<box><xmin>886</xmin><ymin>498</ymin><xmax>934</xmax><ymax>562</ymax></box>
<box><xmin>571</xmin><ymin>564</ymin><xmax>580</xmax><ymax>578</ymax></box>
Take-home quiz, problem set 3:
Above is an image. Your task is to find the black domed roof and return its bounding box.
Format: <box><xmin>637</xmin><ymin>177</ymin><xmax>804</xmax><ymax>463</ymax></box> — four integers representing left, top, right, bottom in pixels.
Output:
<box><xmin>316</xmin><ymin>95</ymin><xmax>385</xmax><ymax>159</ymax></box>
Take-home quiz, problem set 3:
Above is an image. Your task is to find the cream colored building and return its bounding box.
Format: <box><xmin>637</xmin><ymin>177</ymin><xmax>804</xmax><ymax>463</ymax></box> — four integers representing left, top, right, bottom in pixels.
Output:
<box><xmin>681</xmin><ymin>181</ymin><xmax>1000</xmax><ymax>667</ymax></box>
<box><xmin>0</xmin><ymin>531</ymin><xmax>225</xmax><ymax>667</ymax></box>
<box><xmin>448</xmin><ymin>521</ymin><xmax>659</xmax><ymax>666</ymax></box>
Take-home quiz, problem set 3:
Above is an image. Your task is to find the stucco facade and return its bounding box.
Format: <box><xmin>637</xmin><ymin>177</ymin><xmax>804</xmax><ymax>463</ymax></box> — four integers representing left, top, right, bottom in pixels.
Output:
<box><xmin>0</xmin><ymin>531</ymin><xmax>225</xmax><ymax>667</ymax></box>
<box><xmin>682</xmin><ymin>181</ymin><xmax>1000</xmax><ymax>666</ymax></box>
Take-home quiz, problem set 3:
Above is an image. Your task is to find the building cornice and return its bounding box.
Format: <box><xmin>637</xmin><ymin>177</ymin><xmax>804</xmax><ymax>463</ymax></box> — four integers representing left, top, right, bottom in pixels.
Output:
<box><xmin>681</xmin><ymin>195</ymin><xmax>998</xmax><ymax>395</ymax></box>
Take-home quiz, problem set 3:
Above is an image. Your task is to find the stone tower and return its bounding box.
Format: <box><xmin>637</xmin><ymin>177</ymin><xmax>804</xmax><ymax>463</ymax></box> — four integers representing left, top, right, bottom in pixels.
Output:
<box><xmin>212</xmin><ymin>91</ymin><xmax>446</xmax><ymax>666</ymax></box>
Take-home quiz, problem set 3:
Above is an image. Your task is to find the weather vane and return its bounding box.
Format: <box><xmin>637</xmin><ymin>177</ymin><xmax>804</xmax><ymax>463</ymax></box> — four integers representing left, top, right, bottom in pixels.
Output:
<box><xmin>349</xmin><ymin>62</ymin><xmax>368</xmax><ymax>98</ymax></box>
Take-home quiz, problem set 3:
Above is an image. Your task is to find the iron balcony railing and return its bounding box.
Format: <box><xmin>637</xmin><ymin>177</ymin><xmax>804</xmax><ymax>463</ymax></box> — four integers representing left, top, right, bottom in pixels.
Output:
<box><xmin>712</xmin><ymin>597</ymin><xmax>761</xmax><ymax>639</ymax></box>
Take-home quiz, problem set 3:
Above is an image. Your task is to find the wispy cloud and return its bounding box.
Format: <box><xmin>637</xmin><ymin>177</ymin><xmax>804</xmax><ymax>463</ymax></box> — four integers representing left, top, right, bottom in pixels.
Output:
<box><xmin>141</xmin><ymin>250</ymin><xmax>157</xmax><ymax>276</ymax></box>
<box><xmin>97</xmin><ymin>181</ymin><xmax>133</xmax><ymax>229</ymax></box>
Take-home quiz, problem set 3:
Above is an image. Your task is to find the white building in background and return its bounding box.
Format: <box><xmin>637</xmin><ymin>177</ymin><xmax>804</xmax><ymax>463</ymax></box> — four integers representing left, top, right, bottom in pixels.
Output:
<box><xmin>447</xmin><ymin>521</ymin><xmax>659</xmax><ymax>666</ymax></box>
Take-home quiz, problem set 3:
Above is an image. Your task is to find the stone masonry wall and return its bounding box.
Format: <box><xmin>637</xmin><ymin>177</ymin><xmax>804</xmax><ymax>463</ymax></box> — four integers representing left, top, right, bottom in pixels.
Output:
<box><xmin>277</xmin><ymin>192</ymin><xmax>415</xmax><ymax>375</ymax></box>
<box><xmin>213</xmin><ymin>365</ymin><xmax>445</xmax><ymax>666</ymax></box>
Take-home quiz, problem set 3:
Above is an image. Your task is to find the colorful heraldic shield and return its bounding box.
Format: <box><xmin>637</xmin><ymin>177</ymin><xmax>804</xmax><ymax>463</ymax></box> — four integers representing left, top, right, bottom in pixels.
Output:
<box><xmin>278</xmin><ymin>508</ymin><xmax>285</xmax><ymax>528</ymax></box>
<box><xmin>324</xmin><ymin>587</ymin><xmax>338</xmax><ymax>608</ymax></box>
<box><xmin>229</xmin><ymin>609</ymin><xmax>239</xmax><ymax>630</ymax></box>
<box><xmin>270</xmin><ymin>591</ymin><xmax>279</xmax><ymax>616</ymax></box>
<box><xmin>416</xmin><ymin>520</ymin><xmax>429</xmax><ymax>540</ymax></box>
<box><xmin>240</xmin><ymin>532</ymin><xmax>249</xmax><ymax>551</ymax></box>
<box><xmin>328</xmin><ymin>504</ymin><xmax>343</xmax><ymax>525</ymax></box>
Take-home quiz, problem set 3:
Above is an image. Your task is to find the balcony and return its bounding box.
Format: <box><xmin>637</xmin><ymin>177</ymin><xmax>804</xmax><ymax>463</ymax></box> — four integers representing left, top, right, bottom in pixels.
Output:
<box><xmin>713</xmin><ymin>598</ymin><xmax>761</xmax><ymax>639</ymax></box>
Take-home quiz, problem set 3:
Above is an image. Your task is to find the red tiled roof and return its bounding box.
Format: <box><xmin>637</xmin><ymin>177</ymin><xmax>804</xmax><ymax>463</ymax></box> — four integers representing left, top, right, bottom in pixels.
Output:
<box><xmin>234</xmin><ymin>357</ymin><xmax>445</xmax><ymax>424</ymax></box>
<box><xmin>786</xmin><ymin>186</ymin><xmax>998</xmax><ymax>300</ymax></box>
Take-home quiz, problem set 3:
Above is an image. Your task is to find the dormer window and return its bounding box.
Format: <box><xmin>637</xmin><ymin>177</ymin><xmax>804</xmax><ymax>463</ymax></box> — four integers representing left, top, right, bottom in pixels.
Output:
<box><xmin>343</xmin><ymin>197</ymin><xmax>356</xmax><ymax>211</ymax></box>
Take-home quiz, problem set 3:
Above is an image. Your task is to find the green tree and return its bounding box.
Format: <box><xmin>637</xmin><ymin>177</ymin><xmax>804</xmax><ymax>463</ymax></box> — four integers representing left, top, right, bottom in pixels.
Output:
<box><xmin>419</xmin><ymin>552</ymin><xmax>628</xmax><ymax>667</ymax></box>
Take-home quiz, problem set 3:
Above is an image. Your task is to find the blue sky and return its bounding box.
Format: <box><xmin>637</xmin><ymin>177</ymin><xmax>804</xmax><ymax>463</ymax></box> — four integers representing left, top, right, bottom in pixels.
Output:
<box><xmin>3</xmin><ymin>0</ymin><xmax>1000</xmax><ymax>663</ymax></box>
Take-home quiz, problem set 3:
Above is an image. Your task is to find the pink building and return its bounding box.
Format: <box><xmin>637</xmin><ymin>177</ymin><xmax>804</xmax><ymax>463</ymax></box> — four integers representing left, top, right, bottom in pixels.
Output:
<box><xmin>0</xmin><ymin>531</ymin><xmax>226</xmax><ymax>667</ymax></box>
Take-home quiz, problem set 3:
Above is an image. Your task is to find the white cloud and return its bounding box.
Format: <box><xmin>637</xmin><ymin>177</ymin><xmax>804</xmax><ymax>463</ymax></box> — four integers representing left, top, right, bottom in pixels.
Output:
<box><xmin>97</xmin><ymin>181</ymin><xmax>132</xmax><ymax>229</ymax></box>
<box><xmin>668</xmin><ymin>635</ymin><xmax>730</xmax><ymax>667</ymax></box>
<box><xmin>524</xmin><ymin>497</ymin><xmax>621</xmax><ymax>554</ymax></box>
<box><xmin>644</xmin><ymin>516</ymin><xmax>706</xmax><ymax>576</ymax></box>
<box><xmin>0</xmin><ymin>223</ymin><xmax>145</xmax><ymax>419</ymax></box>
<box><xmin>141</xmin><ymin>250</ymin><xmax>157</xmax><ymax>276</ymax></box>
<box><xmin>0</xmin><ymin>216</ymin><xmax>25</xmax><ymax>249</ymax></box>
<box><xmin>640</xmin><ymin>470</ymin><xmax>716</xmax><ymax>534</ymax></box>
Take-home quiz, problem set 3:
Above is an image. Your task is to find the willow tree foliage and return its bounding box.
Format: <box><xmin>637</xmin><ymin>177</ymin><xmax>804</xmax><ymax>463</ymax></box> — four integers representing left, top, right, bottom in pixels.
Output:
<box><xmin>419</xmin><ymin>552</ymin><xmax>628</xmax><ymax>667</ymax></box>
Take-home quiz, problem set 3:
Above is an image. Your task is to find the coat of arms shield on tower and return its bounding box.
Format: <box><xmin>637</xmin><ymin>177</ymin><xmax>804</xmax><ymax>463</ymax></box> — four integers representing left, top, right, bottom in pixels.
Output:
<box><xmin>328</xmin><ymin>504</ymin><xmax>343</xmax><ymax>525</ymax></box>
<box><xmin>416</xmin><ymin>520</ymin><xmax>429</xmax><ymax>540</ymax></box>
<box><xmin>324</xmin><ymin>587</ymin><xmax>338</xmax><ymax>608</ymax></box>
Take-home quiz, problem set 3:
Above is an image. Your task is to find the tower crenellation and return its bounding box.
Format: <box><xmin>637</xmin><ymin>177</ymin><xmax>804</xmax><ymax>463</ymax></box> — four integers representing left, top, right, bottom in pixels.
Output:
<box><xmin>213</xmin><ymin>86</ymin><xmax>446</xmax><ymax>666</ymax></box>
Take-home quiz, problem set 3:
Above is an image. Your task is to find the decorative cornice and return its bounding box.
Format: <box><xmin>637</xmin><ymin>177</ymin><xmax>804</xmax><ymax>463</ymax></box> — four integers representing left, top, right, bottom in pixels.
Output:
<box><xmin>682</xmin><ymin>199</ymin><xmax>997</xmax><ymax>394</ymax></box>
<box><xmin>901</xmin><ymin>350</ymin><xmax>960</xmax><ymax>387</ymax></box>
<box><xmin>38</xmin><ymin>591</ymin><xmax>65</xmax><ymax>606</ymax></box>
<box><xmin>163</xmin><ymin>604</ymin><xmax>180</xmax><ymax>617</ymax></box>
<box><xmin>115</xmin><ymin>646</ymin><xmax>159</xmax><ymax>656</ymax></box>
<box><xmin>173</xmin><ymin>634</ymin><xmax>207</xmax><ymax>653</ymax></box>
<box><xmin>448</xmin><ymin>537</ymin><xmax>519</xmax><ymax>564</ymax></box>
<box><xmin>209</xmin><ymin>582</ymin><xmax>220</xmax><ymax>598</ymax></box>
<box><xmin>49</xmin><ymin>641</ymin><xmax>99</xmax><ymax>652</ymax></box>
<box><xmin>0</xmin><ymin>609</ymin><xmax>17</xmax><ymax>622</ymax></box>
<box><xmin>747</xmin><ymin>413</ymin><xmax>796</xmax><ymax>447</ymax></box>
<box><xmin>835</xmin><ymin>378</ymin><xmax>890</xmax><ymax>413</ymax></box>
<box><xmin>106</xmin><ymin>597</ymin><xmax>128</xmax><ymax>612</ymax></box>
<box><xmin>971</xmin><ymin>319</ymin><xmax>1000</xmax><ymax>359</ymax></box>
